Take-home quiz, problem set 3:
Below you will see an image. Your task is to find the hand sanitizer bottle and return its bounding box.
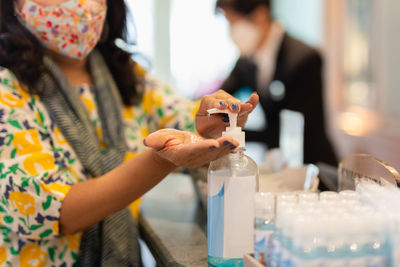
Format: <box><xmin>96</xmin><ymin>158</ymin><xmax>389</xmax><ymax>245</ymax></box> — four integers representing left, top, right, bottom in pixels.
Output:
<box><xmin>207</xmin><ymin>108</ymin><xmax>259</xmax><ymax>267</ymax></box>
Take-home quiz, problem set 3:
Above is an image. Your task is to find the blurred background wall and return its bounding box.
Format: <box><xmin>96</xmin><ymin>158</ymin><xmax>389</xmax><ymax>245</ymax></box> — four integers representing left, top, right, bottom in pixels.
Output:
<box><xmin>126</xmin><ymin>0</ymin><xmax>400</xmax><ymax>170</ymax></box>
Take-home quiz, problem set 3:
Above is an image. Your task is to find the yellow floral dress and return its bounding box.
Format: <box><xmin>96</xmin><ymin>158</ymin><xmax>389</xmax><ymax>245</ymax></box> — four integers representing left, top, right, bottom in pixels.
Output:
<box><xmin>0</xmin><ymin>66</ymin><xmax>199</xmax><ymax>266</ymax></box>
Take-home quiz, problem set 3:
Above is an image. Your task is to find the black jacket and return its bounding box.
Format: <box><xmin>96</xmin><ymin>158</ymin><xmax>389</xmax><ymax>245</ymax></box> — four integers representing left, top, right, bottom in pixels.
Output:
<box><xmin>221</xmin><ymin>33</ymin><xmax>337</xmax><ymax>166</ymax></box>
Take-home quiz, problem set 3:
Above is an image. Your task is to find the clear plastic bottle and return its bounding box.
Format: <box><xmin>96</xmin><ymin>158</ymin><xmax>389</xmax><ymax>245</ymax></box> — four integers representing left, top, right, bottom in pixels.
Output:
<box><xmin>291</xmin><ymin>215</ymin><xmax>321</xmax><ymax>266</ymax></box>
<box><xmin>343</xmin><ymin>214</ymin><xmax>367</xmax><ymax>266</ymax></box>
<box><xmin>298</xmin><ymin>192</ymin><xmax>319</xmax><ymax>204</ymax></box>
<box><xmin>338</xmin><ymin>190</ymin><xmax>360</xmax><ymax>201</ymax></box>
<box><xmin>320</xmin><ymin>191</ymin><xmax>338</xmax><ymax>202</ymax></box>
<box><xmin>361</xmin><ymin>212</ymin><xmax>390</xmax><ymax>267</ymax></box>
<box><xmin>279</xmin><ymin>206</ymin><xmax>301</xmax><ymax>267</ymax></box>
<box><xmin>207</xmin><ymin>109</ymin><xmax>259</xmax><ymax>267</ymax></box>
<box><xmin>254</xmin><ymin>192</ymin><xmax>275</xmax><ymax>266</ymax></box>
<box><xmin>270</xmin><ymin>194</ymin><xmax>297</xmax><ymax>267</ymax></box>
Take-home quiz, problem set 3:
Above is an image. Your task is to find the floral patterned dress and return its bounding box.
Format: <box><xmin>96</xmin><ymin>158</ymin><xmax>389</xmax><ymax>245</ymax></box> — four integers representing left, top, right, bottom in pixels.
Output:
<box><xmin>0</xmin><ymin>66</ymin><xmax>199</xmax><ymax>266</ymax></box>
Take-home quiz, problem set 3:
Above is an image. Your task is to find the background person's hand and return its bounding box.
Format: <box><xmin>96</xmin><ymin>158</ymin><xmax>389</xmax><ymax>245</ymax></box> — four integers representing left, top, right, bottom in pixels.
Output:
<box><xmin>195</xmin><ymin>90</ymin><xmax>259</xmax><ymax>138</ymax></box>
<box><xmin>144</xmin><ymin>129</ymin><xmax>239</xmax><ymax>168</ymax></box>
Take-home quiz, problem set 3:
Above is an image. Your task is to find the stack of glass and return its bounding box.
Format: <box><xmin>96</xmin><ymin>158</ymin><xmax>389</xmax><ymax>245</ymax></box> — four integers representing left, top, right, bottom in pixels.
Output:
<box><xmin>254</xmin><ymin>186</ymin><xmax>400</xmax><ymax>267</ymax></box>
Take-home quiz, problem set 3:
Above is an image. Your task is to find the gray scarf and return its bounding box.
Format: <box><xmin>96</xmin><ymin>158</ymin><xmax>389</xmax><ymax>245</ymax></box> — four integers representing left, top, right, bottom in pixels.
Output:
<box><xmin>36</xmin><ymin>50</ymin><xmax>141</xmax><ymax>266</ymax></box>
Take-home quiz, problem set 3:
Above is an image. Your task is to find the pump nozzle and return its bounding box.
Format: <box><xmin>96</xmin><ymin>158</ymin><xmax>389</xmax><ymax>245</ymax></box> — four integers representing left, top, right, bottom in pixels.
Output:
<box><xmin>207</xmin><ymin>108</ymin><xmax>245</xmax><ymax>148</ymax></box>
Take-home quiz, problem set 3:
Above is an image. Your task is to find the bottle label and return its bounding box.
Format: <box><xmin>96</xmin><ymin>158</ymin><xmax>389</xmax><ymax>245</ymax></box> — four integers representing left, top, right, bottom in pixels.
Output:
<box><xmin>291</xmin><ymin>258</ymin><xmax>322</xmax><ymax>267</ymax></box>
<box><xmin>365</xmin><ymin>256</ymin><xmax>386</xmax><ymax>267</ymax></box>
<box><xmin>271</xmin><ymin>235</ymin><xmax>282</xmax><ymax>265</ymax></box>
<box><xmin>322</xmin><ymin>259</ymin><xmax>348</xmax><ymax>267</ymax></box>
<box><xmin>208</xmin><ymin>174</ymin><xmax>256</xmax><ymax>258</ymax></box>
<box><xmin>254</xmin><ymin>229</ymin><xmax>273</xmax><ymax>265</ymax></box>
<box><xmin>393</xmin><ymin>236</ymin><xmax>400</xmax><ymax>266</ymax></box>
<box><xmin>347</xmin><ymin>258</ymin><xmax>366</xmax><ymax>266</ymax></box>
<box><xmin>280</xmin><ymin>245</ymin><xmax>292</xmax><ymax>267</ymax></box>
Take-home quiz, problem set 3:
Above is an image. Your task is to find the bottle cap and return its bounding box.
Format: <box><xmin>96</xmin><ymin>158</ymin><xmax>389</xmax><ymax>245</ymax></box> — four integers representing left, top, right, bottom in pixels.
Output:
<box><xmin>298</xmin><ymin>192</ymin><xmax>319</xmax><ymax>203</ymax></box>
<box><xmin>319</xmin><ymin>191</ymin><xmax>338</xmax><ymax>203</ymax></box>
<box><xmin>207</xmin><ymin>108</ymin><xmax>245</xmax><ymax>148</ymax></box>
<box><xmin>338</xmin><ymin>190</ymin><xmax>360</xmax><ymax>201</ymax></box>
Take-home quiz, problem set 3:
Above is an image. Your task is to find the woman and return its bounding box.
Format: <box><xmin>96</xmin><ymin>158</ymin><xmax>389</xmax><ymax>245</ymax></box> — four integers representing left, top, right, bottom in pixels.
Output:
<box><xmin>0</xmin><ymin>0</ymin><xmax>258</xmax><ymax>266</ymax></box>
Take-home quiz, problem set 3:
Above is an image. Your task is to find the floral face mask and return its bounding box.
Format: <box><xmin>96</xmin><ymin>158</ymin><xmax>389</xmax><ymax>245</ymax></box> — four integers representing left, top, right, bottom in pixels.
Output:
<box><xmin>18</xmin><ymin>0</ymin><xmax>107</xmax><ymax>59</ymax></box>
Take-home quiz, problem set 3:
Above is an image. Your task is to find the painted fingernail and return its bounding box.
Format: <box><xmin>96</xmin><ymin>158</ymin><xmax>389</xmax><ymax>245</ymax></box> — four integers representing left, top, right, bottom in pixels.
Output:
<box><xmin>232</xmin><ymin>103</ymin><xmax>239</xmax><ymax>110</ymax></box>
<box><xmin>223</xmin><ymin>141</ymin><xmax>231</xmax><ymax>146</ymax></box>
<box><xmin>230</xmin><ymin>145</ymin><xmax>237</xmax><ymax>150</ymax></box>
<box><xmin>220</xmin><ymin>101</ymin><xmax>227</xmax><ymax>106</ymax></box>
<box><xmin>209</xmin><ymin>145</ymin><xmax>217</xmax><ymax>150</ymax></box>
<box><xmin>222</xmin><ymin>114</ymin><xmax>229</xmax><ymax>123</ymax></box>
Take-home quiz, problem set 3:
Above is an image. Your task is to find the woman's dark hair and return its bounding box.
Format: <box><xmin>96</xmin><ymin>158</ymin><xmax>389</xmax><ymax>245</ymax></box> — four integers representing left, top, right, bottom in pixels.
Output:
<box><xmin>0</xmin><ymin>0</ymin><xmax>142</xmax><ymax>106</ymax></box>
<box><xmin>216</xmin><ymin>0</ymin><xmax>271</xmax><ymax>15</ymax></box>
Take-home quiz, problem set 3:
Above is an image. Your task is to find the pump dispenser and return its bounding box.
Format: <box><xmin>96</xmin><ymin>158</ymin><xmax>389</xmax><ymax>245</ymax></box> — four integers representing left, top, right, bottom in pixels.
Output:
<box><xmin>207</xmin><ymin>108</ymin><xmax>245</xmax><ymax>148</ymax></box>
<box><xmin>207</xmin><ymin>108</ymin><xmax>259</xmax><ymax>267</ymax></box>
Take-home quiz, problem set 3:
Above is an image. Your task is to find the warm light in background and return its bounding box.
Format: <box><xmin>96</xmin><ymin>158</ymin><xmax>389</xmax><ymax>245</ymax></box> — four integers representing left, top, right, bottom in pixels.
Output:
<box><xmin>337</xmin><ymin>107</ymin><xmax>379</xmax><ymax>136</ymax></box>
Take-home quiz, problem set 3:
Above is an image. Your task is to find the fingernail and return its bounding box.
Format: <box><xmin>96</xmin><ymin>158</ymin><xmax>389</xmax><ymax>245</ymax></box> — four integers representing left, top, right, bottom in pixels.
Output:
<box><xmin>220</xmin><ymin>101</ymin><xmax>227</xmax><ymax>106</ymax></box>
<box><xmin>231</xmin><ymin>103</ymin><xmax>239</xmax><ymax>110</ymax></box>
<box><xmin>223</xmin><ymin>141</ymin><xmax>231</xmax><ymax>146</ymax></box>
<box><xmin>209</xmin><ymin>145</ymin><xmax>217</xmax><ymax>150</ymax></box>
<box><xmin>230</xmin><ymin>145</ymin><xmax>237</xmax><ymax>150</ymax></box>
<box><xmin>222</xmin><ymin>114</ymin><xmax>229</xmax><ymax>123</ymax></box>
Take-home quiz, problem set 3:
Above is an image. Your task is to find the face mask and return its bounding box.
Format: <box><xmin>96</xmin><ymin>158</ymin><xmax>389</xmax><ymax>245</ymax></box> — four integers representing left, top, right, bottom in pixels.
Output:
<box><xmin>229</xmin><ymin>19</ymin><xmax>262</xmax><ymax>57</ymax></box>
<box><xmin>17</xmin><ymin>0</ymin><xmax>107</xmax><ymax>59</ymax></box>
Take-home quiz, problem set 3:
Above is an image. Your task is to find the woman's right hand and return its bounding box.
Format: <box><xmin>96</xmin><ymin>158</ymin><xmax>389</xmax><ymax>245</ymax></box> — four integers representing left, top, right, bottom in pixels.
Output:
<box><xmin>144</xmin><ymin>128</ymin><xmax>239</xmax><ymax>168</ymax></box>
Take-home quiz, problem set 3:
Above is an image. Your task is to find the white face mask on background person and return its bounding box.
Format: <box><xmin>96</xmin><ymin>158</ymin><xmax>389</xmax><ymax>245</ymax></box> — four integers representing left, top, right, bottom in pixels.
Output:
<box><xmin>229</xmin><ymin>19</ymin><xmax>262</xmax><ymax>57</ymax></box>
<box><xmin>16</xmin><ymin>0</ymin><xmax>107</xmax><ymax>59</ymax></box>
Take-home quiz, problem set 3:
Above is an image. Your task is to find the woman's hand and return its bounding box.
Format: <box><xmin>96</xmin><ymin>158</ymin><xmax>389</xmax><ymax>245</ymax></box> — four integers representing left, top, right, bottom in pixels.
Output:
<box><xmin>144</xmin><ymin>129</ymin><xmax>239</xmax><ymax>168</ymax></box>
<box><xmin>195</xmin><ymin>90</ymin><xmax>259</xmax><ymax>138</ymax></box>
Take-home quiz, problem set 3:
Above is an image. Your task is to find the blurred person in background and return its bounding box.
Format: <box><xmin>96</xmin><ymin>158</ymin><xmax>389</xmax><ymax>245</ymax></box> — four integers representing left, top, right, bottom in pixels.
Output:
<box><xmin>216</xmin><ymin>0</ymin><xmax>337</xmax><ymax>167</ymax></box>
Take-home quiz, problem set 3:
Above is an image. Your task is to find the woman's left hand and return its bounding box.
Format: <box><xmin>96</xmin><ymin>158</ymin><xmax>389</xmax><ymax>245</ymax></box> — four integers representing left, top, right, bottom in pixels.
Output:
<box><xmin>144</xmin><ymin>129</ymin><xmax>239</xmax><ymax>168</ymax></box>
<box><xmin>195</xmin><ymin>90</ymin><xmax>259</xmax><ymax>138</ymax></box>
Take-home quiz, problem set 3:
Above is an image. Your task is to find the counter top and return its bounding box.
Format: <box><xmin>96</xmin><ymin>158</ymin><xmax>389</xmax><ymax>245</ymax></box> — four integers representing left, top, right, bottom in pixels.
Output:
<box><xmin>139</xmin><ymin>173</ymin><xmax>208</xmax><ymax>266</ymax></box>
